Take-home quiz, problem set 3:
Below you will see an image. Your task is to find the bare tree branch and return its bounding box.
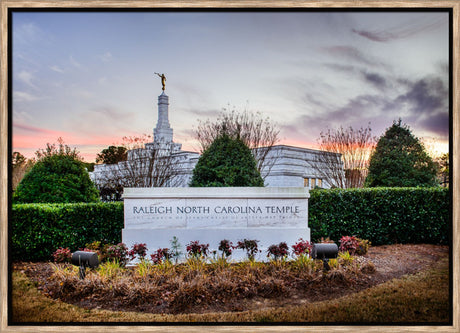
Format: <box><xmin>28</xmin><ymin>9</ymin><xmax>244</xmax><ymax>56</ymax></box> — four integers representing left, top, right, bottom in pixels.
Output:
<box><xmin>194</xmin><ymin>107</ymin><xmax>280</xmax><ymax>180</ymax></box>
<box><xmin>308</xmin><ymin>124</ymin><xmax>376</xmax><ymax>188</ymax></box>
<box><xmin>93</xmin><ymin>141</ymin><xmax>186</xmax><ymax>200</ymax></box>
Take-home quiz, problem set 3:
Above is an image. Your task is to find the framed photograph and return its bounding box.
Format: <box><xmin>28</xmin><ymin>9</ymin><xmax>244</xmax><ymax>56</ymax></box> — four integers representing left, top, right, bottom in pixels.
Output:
<box><xmin>1</xmin><ymin>1</ymin><xmax>457</xmax><ymax>332</ymax></box>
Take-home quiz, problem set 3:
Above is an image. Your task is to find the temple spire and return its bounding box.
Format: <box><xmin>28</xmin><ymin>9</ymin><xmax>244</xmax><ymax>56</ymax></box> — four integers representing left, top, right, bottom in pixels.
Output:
<box><xmin>154</xmin><ymin>91</ymin><xmax>173</xmax><ymax>143</ymax></box>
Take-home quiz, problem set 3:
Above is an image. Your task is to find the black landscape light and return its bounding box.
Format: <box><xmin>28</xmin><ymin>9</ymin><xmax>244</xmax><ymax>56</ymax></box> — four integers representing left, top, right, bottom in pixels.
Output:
<box><xmin>71</xmin><ymin>251</ymin><xmax>99</xmax><ymax>279</ymax></box>
<box><xmin>312</xmin><ymin>243</ymin><xmax>338</xmax><ymax>271</ymax></box>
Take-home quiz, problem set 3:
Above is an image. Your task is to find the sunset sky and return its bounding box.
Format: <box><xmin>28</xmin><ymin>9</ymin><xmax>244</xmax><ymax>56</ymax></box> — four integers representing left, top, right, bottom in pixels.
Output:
<box><xmin>12</xmin><ymin>10</ymin><xmax>450</xmax><ymax>162</ymax></box>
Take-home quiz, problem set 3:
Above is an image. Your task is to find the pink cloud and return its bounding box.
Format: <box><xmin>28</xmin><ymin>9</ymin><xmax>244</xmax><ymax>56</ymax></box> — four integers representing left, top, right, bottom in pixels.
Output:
<box><xmin>13</xmin><ymin>124</ymin><xmax>145</xmax><ymax>161</ymax></box>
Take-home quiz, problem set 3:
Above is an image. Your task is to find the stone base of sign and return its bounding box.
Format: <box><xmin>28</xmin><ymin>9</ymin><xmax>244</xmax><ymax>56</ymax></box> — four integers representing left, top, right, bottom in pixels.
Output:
<box><xmin>122</xmin><ymin>187</ymin><xmax>310</xmax><ymax>262</ymax></box>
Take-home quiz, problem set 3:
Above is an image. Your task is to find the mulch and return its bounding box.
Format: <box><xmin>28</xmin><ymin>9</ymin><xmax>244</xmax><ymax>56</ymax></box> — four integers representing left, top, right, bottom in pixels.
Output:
<box><xmin>14</xmin><ymin>244</ymin><xmax>449</xmax><ymax>315</ymax></box>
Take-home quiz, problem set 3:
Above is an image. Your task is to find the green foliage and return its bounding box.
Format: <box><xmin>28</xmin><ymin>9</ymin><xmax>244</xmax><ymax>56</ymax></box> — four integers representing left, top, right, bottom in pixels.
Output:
<box><xmin>365</xmin><ymin>119</ymin><xmax>438</xmax><ymax>187</ymax></box>
<box><xmin>190</xmin><ymin>134</ymin><xmax>264</xmax><ymax>187</ymax></box>
<box><xmin>309</xmin><ymin>187</ymin><xmax>449</xmax><ymax>245</ymax></box>
<box><xmin>96</xmin><ymin>145</ymin><xmax>127</xmax><ymax>164</ymax></box>
<box><xmin>169</xmin><ymin>236</ymin><xmax>183</xmax><ymax>264</ymax></box>
<box><xmin>13</xmin><ymin>154</ymin><xmax>99</xmax><ymax>203</ymax></box>
<box><xmin>11</xmin><ymin>202</ymin><xmax>124</xmax><ymax>261</ymax></box>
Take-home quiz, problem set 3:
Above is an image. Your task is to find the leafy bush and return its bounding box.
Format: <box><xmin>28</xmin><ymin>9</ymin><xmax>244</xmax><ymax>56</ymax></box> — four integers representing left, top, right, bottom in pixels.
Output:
<box><xmin>150</xmin><ymin>248</ymin><xmax>172</xmax><ymax>264</ymax></box>
<box><xmin>186</xmin><ymin>241</ymin><xmax>210</xmax><ymax>258</ymax></box>
<box><xmin>85</xmin><ymin>241</ymin><xmax>112</xmax><ymax>263</ymax></box>
<box><xmin>13</xmin><ymin>154</ymin><xmax>99</xmax><ymax>203</ymax></box>
<box><xmin>128</xmin><ymin>243</ymin><xmax>148</xmax><ymax>261</ymax></box>
<box><xmin>190</xmin><ymin>134</ymin><xmax>264</xmax><ymax>187</ymax></box>
<box><xmin>169</xmin><ymin>236</ymin><xmax>183</xmax><ymax>264</ymax></box>
<box><xmin>11</xmin><ymin>202</ymin><xmax>124</xmax><ymax>261</ymax></box>
<box><xmin>218</xmin><ymin>239</ymin><xmax>233</xmax><ymax>258</ymax></box>
<box><xmin>338</xmin><ymin>236</ymin><xmax>360</xmax><ymax>255</ymax></box>
<box><xmin>106</xmin><ymin>243</ymin><xmax>129</xmax><ymax>267</ymax></box>
<box><xmin>52</xmin><ymin>247</ymin><xmax>72</xmax><ymax>263</ymax></box>
<box><xmin>309</xmin><ymin>187</ymin><xmax>449</xmax><ymax>245</ymax></box>
<box><xmin>236</xmin><ymin>239</ymin><xmax>260</xmax><ymax>260</ymax></box>
<box><xmin>267</xmin><ymin>242</ymin><xmax>289</xmax><ymax>260</ymax></box>
<box><xmin>338</xmin><ymin>251</ymin><xmax>354</xmax><ymax>266</ymax></box>
<box><xmin>291</xmin><ymin>238</ymin><xmax>313</xmax><ymax>256</ymax></box>
<box><xmin>356</xmin><ymin>238</ymin><xmax>371</xmax><ymax>255</ymax></box>
<box><xmin>365</xmin><ymin>119</ymin><xmax>438</xmax><ymax>187</ymax></box>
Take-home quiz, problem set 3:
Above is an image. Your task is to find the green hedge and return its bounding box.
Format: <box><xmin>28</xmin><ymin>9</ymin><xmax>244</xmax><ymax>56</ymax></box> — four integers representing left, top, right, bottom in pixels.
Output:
<box><xmin>11</xmin><ymin>187</ymin><xmax>449</xmax><ymax>261</ymax></box>
<box><xmin>309</xmin><ymin>187</ymin><xmax>450</xmax><ymax>245</ymax></box>
<box><xmin>11</xmin><ymin>202</ymin><xmax>124</xmax><ymax>261</ymax></box>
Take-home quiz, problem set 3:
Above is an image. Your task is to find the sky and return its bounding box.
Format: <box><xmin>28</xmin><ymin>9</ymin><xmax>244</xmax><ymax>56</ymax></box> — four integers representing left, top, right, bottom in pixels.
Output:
<box><xmin>12</xmin><ymin>10</ymin><xmax>450</xmax><ymax>162</ymax></box>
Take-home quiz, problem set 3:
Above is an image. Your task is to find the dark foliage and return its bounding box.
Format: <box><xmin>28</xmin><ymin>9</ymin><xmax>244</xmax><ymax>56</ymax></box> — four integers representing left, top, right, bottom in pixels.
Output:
<box><xmin>309</xmin><ymin>187</ymin><xmax>449</xmax><ymax>245</ymax></box>
<box><xmin>11</xmin><ymin>202</ymin><xmax>124</xmax><ymax>261</ymax></box>
<box><xmin>267</xmin><ymin>242</ymin><xmax>289</xmax><ymax>260</ymax></box>
<box><xmin>190</xmin><ymin>134</ymin><xmax>264</xmax><ymax>187</ymax></box>
<box><xmin>106</xmin><ymin>243</ymin><xmax>129</xmax><ymax>266</ymax></box>
<box><xmin>13</xmin><ymin>154</ymin><xmax>99</xmax><ymax>203</ymax></box>
<box><xmin>365</xmin><ymin>119</ymin><xmax>438</xmax><ymax>187</ymax></box>
<box><xmin>96</xmin><ymin>145</ymin><xmax>127</xmax><ymax>164</ymax></box>
<box><xmin>236</xmin><ymin>239</ymin><xmax>260</xmax><ymax>260</ymax></box>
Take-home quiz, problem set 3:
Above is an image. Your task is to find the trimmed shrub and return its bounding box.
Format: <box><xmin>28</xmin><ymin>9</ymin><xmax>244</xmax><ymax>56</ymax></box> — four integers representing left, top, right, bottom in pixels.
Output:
<box><xmin>150</xmin><ymin>248</ymin><xmax>172</xmax><ymax>264</ymax></box>
<box><xmin>338</xmin><ymin>236</ymin><xmax>360</xmax><ymax>255</ymax></box>
<box><xmin>190</xmin><ymin>134</ymin><xmax>264</xmax><ymax>187</ymax></box>
<box><xmin>106</xmin><ymin>243</ymin><xmax>129</xmax><ymax>266</ymax></box>
<box><xmin>186</xmin><ymin>240</ymin><xmax>210</xmax><ymax>258</ymax></box>
<box><xmin>236</xmin><ymin>239</ymin><xmax>260</xmax><ymax>260</ymax></box>
<box><xmin>128</xmin><ymin>243</ymin><xmax>148</xmax><ymax>261</ymax></box>
<box><xmin>267</xmin><ymin>242</ymin><xmax>289</xmax><ymax>260</ymax></box>
<box><xmin>292</xmin><ymin>238</ymin><xmax>313</xmax><ymax>256</ymax></box>
<box><xmin>218</xmin><ymin>239</ymin><xmax>233</xmax><ymax>258</ymax></box>
<box><xmin>13</xmin><ymin>154</ymin><xmax>99</xmax><ymax>203</ymax></box>
<box><xmin>52</xmin><ymin>247</ymin><xmax>72</xmax><ymax>263</ymax></box>
<box><xmin>11</xmin><ymin>202</ymin><xmax>124</xmax><ymax>261</ymax></box>
<box><xmin>309</xmin><ymin>187</ymin><xmax>449</xmax><ymax>245</ymax></box>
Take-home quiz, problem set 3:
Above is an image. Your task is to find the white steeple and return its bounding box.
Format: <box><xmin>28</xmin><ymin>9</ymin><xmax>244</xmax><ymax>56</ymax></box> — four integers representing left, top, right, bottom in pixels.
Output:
<box><xmin>154</xmin><ymin>91</ymin><xmax>173</xmax><ymax>143</ymax></box>
<box><xmin>151</xmin><ymin>91</ymin><xmax>182</xmax><ymax>152</ymax></box>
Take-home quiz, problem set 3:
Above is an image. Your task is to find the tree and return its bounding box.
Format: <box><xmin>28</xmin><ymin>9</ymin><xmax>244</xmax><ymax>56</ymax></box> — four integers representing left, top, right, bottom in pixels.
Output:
<box><xmin>35</xmin><ymin>137</ymin><xmax>81</xmax><ymax>161</ymax></box>
<box><xmin>308</xmin><ymin>124</ymin><xmax>376</xmax><ymax>188</ymax></box>
<box><xmin>93</xmin><ymin>141</ymin><xmax>185</xmax><ymax>200</ymax></box>
<box><xmin>434</xmin><ymin>153</ymin><xmax>449</xmax><ymax>187</ymax></box>
<box><xmin>96</xmin><ymin>146</ymin><xmax>127</xmax><ymax>164</ymax></box>
<box><xmin>194</xmin><ymin>107</ymin><xmax>280</xmax><ymax>179</ymax></box>
<box><xmin>365</xmin><ymin>119</ymin><xmax>438</xmax><ymax>187</ymax></box>
<box><xmin>190</xmin><ymin>134</ymin><xmax>264</xmax><ymax>187</ymax></box>
<box><xmin>120</xmin><ymin>134</ymin><xmax>153</xmax><ymax>150</ymax></box>
<box><xmin>13</xmin><ymin>139</ymin><xmax>99</xmax><ymax>203</ymax></box>
<box><xmin>12</xmin><ymin>152</ymin><xmax>35</xmax><ymax>191</ymax></box>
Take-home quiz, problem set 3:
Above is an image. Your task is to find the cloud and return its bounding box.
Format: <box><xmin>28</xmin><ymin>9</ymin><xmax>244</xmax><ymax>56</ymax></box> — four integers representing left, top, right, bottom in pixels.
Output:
<box><xmin>186</xmin><ymin>108</ymin><xmax>220</xmax><ymax>119</ymax></box>
<box><xmin>352</xmin><ymin>15</ymin><xmax>447</xmax><ymax>42</ymax></box>
<box><xmin>14</xmin><ymin>22</ymin><xmax>45</xmax><ymax>45</ymax></box>
<box><xmin>321</xmin><ymin>46</ymin><xmax>378</xmax><ymax>66</ymax></box>
<box><xmin>50</xmin><ymin>65</ymin><xmax>64</xmax><ymax>73</ymax></box>
<box><xmin>69</xmin><ymin>55</ymin><xmax>82</xmax><ymax>68</ymax></box>
<box><xmin>17</xmin><ymin>70</ymin><xmax>38</xmax><ymax>89</ymax></box>
<box><xmin>13</xmin><ymin>123</ymin><xmax>67</xmax><ymax>136</ymax></box>
<box><xmin>67</xmin><ymin>105</ymin><xmax>137</xmax><ymax>136</ymax></box>
<box><xmin>361</xmin><ymin>71</ymin><xmax>387</xmax><ymax>90</ymax></box>
<box><xmin>396</xmin><ymin>76</ymin><xmax>448</xmax><ymax>115</ymax></box>
<box><xmin>13</xmin><ymin>91</ymin><xmax>40</xmax><ymax>102</ymax></box>
<box><xmin>393</xmin><ymin>76</ymin><xmax>449</xmax><ymax>137</ymax></box>
<box><xmin>419</xmin><ymin>112</ymin><xmax>449</xmax><ymax>137</ymax></box>
<box><xmin>283</xmin><ymin>72</ymin><xmax>449</xmax><ymax>146</ymax></box>
<box><xmin>98</xmin><ymin>52</ymin><xmax>112</xmax><ymax>62</ymax></box>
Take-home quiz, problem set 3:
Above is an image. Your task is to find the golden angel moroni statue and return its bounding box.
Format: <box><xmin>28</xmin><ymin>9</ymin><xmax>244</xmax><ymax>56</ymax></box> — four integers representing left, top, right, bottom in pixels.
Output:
<box><xmin>154</xmin><ymin>72</ymin><xmax>166</xmax><ymax>91</ymax></box>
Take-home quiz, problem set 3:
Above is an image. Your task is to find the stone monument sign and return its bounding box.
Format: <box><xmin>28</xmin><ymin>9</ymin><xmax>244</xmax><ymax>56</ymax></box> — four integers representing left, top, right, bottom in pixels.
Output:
<box><xmin>123</xmin><ymin>187</ymin><xmax>310</xmax><ymax>261</ymax></box>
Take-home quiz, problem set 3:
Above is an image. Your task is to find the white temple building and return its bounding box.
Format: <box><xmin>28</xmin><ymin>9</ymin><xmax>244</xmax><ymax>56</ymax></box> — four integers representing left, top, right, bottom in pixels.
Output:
<box><xmin>91</xmin><ymin>90</ymin><xmax>343</xmax><ymax>194</ymax></box>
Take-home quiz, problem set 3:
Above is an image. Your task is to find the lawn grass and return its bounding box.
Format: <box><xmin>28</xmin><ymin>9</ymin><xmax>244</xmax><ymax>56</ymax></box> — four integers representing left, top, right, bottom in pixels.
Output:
<box><xmin>11</xmin><ymin>257</ymin><xmax>450</xmax><ymax>323</ymax></box>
